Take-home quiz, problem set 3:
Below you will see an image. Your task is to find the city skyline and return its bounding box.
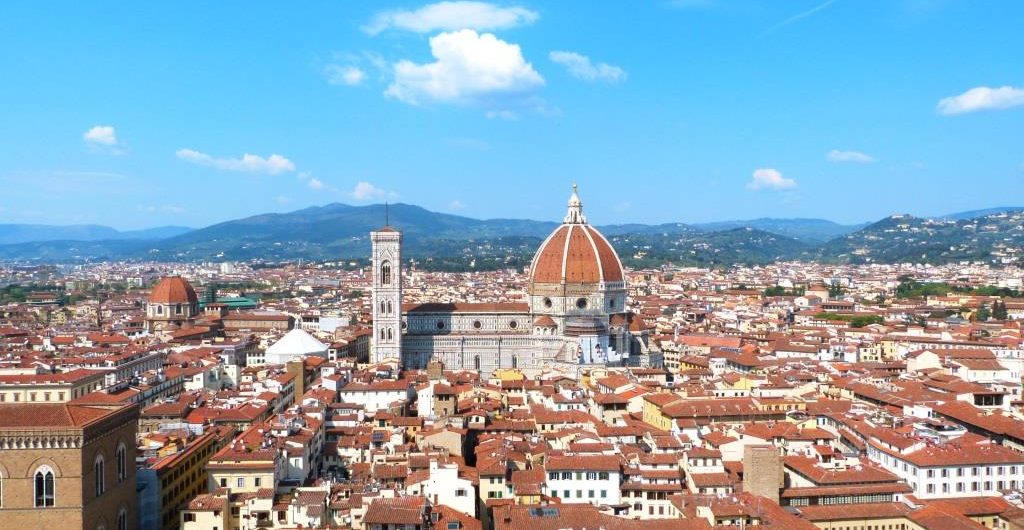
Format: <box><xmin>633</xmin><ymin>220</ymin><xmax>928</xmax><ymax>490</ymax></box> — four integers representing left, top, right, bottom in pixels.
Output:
<box><xmin>2</xmin><ymin>1</ymin><xmax>1023</xmax><ymax>229</ymax></box>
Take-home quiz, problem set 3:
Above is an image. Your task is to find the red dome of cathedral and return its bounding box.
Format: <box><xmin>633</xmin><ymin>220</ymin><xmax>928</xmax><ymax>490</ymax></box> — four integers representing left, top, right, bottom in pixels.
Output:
<box><xmin>148</xmin><ymin>276</ymin><xmax>199</xmax><ymax>304</ymax></box>
<box><xmin>529</xmin><ymin>186</ymin><xmax>624</xmax><ymax>285</ymax></box>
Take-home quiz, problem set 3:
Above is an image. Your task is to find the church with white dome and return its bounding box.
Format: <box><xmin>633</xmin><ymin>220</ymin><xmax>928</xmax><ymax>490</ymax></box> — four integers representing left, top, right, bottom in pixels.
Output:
<box><xmin>370</xmin><ymin>186</ymin><xmax>654</xmax><ymax>374</ymax></box>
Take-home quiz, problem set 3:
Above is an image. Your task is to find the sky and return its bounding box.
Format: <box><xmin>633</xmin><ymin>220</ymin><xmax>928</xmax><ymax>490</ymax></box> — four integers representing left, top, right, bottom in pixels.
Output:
<box><xmin>0</xmin><ymin>0</ymin><xmax>1022</xmax><ymax>230</ymax></box>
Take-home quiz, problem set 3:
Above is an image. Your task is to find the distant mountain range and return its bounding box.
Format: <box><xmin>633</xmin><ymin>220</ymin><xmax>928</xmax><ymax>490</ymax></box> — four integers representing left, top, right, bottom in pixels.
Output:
<box><xmin>0</xmin><ymin>224</ymin><xmax>193</xmax><ymax>245</ymax></box>
<box><xmin>0</xmin><ymin>205</ymin><xmax>1021</xmax><ymax>268</ymax></box>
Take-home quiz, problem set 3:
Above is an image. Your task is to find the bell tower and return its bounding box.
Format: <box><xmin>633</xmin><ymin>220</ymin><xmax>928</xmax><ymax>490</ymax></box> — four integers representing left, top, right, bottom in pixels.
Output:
<box><xmin>371</xmin><ymin>226</ymin><xmax>403</xmax><ymax>363</ymax></box>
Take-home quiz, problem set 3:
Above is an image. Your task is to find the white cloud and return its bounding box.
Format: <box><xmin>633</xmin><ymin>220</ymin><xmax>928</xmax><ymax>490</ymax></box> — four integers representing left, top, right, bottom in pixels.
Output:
<box><xmin>349</xmin><ymin>181</ymin><xmax>395</xmax><ymax>201</ymax></box>
<box><xmin>308</xmin><ymin>178</ymin><xmax>325</xmax><ymax>190</ymax></box>
<box><xmin>364</xmin><ymin>1</ymin><xmax>538</xmax><ymax>35</ymax></box>
<box><xmin>827</xmin><ymin>149</ymin><xmax>876</xmax><ymax>163</ymax></box>
<box><xmin>83</xmin><ymin>125</ymin><xmax>118</xmax><ymax>146</ymax></box>
<box><xmin>748</xmin><ymin>168</ymin><xmax>796</xmax><ymax>191</ymax></box>
<box><xmin>176</xmin><ymin>148</ymin><xmax>295</xmax><ymax>175</ymax></box>
<box><xmin>549</xmin><ymin>51</ymin><xmax>626</xmax><ymax>83</ymax></box>
<box><xmin>325</xmin><ymin>64</ymin><xmax>366</xmax><ymax>86</ymax></box>
<box><xmin>937</xmin><ymin>85</ymin><xmax>1024</xmax><ymax>115</ymax></box>
<box><xmin>448</xmin><ymin>200</ymin><xmax>466</xmax><ymax>210</ymax></box>
<box><xmin>386</xmin><ymin>29</ymin><xmax>544</xmax><ymax>108</ymax></box>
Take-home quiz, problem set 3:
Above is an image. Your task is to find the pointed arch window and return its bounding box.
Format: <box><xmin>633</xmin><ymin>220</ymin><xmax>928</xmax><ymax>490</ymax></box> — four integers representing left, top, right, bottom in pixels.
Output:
<box><xmin>387</xmin><ymin>328</ymin><xmax>393</xmax><ymax>341</ymax></box>
<box><xmin>117</xmin><ymin>507</ymin><xmax>128</xmax><ymax>530</ymax></box>
<box><xmin>34</xmin><ymin>465</ymin><xmax>55</xmax><ymax>507</ymax></box>
<box><xmin>387</xmin><ymin>300</ymin><xmax>393</xmax><ymax>314</ymax></box>
<box><xmin>381</xmin><ymin>261</ymin><xmax>392</xmax><ymax>285</ymax></box>
<box><xmin>94</xmin><ymin>455</ymin><xmax>106</xmax><ymax>497</ymax></box>
<box><xmin>474</xmin><ymin>355</ymin><xmax>481</xmax><ymax>371</ymax></box>
<box><xmin>116</xmin><ymin>443</ymin><xmax>127</xmax><ymax>482</ymax></box>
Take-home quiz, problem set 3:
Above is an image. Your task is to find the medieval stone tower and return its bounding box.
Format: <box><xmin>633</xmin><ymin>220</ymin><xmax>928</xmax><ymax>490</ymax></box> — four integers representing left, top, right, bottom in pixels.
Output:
<box><xmin>371</xmin><ymin>226</ymin><xmax>403</xmax><ymax>363</ymax></box>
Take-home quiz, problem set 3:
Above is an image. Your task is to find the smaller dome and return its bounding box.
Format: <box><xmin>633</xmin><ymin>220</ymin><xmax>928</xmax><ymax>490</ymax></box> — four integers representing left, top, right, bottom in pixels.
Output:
<box><xmin>533</xmin><ymin>315</ymin><xmax>557</xmax><ymax>328</ymax></box>
<box><xmin>149</xmin><ymin>276</ymin><xmax>199</xmax><ymax>305</ymax></box>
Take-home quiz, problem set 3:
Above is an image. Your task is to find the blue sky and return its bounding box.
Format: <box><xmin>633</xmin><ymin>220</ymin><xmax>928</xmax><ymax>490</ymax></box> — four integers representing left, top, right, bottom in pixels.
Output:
<box><xmin>0</xmin><ymin>0</ymin><xmax>1022</xmax><ymax>229</ymax></box>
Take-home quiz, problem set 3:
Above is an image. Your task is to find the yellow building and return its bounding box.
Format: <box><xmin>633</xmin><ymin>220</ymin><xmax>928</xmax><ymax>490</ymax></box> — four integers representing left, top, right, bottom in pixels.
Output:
<box><xmin>138</xmin><ymin>426</ymin><xmax>236</xmax><ymax>530</ymax></box>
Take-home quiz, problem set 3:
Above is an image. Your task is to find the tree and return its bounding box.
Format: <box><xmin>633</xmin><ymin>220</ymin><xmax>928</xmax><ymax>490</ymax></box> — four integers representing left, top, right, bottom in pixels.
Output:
<box><xmin>828</xmin><ymin>283</ymin><xmax>844</xmax><ymax>299</ymax></box>
<box><xmin>993</xmin><ymin>300</ymin><xmax>1008</xmax><ymax>320</ymax></box>
<box><xmin>976</xmin><ymin>304</ymin><xmax>991</xmax><ymax>322</ymax></box>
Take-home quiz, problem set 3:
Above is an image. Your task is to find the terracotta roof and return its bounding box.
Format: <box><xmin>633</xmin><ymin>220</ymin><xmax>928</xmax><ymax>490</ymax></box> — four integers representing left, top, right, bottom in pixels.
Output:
<box><xmin>403</xmin><ymin>302</ymin><xmax>530</xmax><ymax>314</ymax></box>
<box><xmin>530</xmin><ymin>224</ymin><xmax>624</xmax><ymax>284</ymax></box>
<box><xmin>0</xmin><ymin>402</ymin><xmax>133</xmax><ymax>429</ymax></box>
<box><xmin>363</xmin><ymin>496</ymin><xmax>427</xmax><ymax>525</ymax></box>
<box><xmin>148</xmin><ymin>276</ymin><xmax>198</xmax><ymax>304</ymax></box>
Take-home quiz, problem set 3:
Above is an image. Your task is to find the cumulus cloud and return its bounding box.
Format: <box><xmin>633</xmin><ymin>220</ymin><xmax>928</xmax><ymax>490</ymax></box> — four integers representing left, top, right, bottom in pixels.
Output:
<box><xmin>827</xmin><ymin>149</ymin><xmax>876</xmax><ymax>163</ymax></box>
<box><xmin>308</xmin><ymin>178</ymin><xmax>325</xmax><ymax>190</ymax></box>
<box><xmin>748</xmin><ymin>168</ymin><xmax>796</xmax><ymax>191</ymax></box>
<box><xmin>386</xmin><ymin>30</ymin><xmax>544</xmax><ymax>109</ymax></box>
<box><xmin>176</xmin><ymin>148</ymin><xmax>295</xmax><ymax>175</ymax></box>
<box><xmin>364</xmin><ymin>1</ymin><xmax>538</xmax><ymax>35</ymax></box>
<box><xmin>937</xmin><ymin>85</ymin><xmax>1024</xmax><ymax>115</ymax></box>
<box><xmin>83</xmin><ymin>125</ymin><xmax>118</xmax><ymax>146</ymax></box>
<box><xmin>549</xmin><ymin>51</ymin><xmax>626</xmax><ymax>83</ymax></box>
<box><xmin>349</xmin><ymin>181</ymin><xmax>395</xmax><ymax>201</ymax></box>
<box><xmin>325</xmin><ymin>65</ymin><xmax>366</xmax><ymax>86</ymax></box>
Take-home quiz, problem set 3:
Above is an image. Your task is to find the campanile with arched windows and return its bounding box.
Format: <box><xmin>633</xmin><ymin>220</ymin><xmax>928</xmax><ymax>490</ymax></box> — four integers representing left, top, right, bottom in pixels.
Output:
<box><xmin>371</xmin><ymin>226</ymin><xmax>403</xmax><ymax>363</ymax></box>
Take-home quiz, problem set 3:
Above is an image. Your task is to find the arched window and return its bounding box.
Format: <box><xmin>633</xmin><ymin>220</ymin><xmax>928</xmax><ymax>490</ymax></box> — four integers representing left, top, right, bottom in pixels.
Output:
<box><xmin>379</xmin><ymin>300</ymin><xmax>386</xmax><ymax>314</ymax></box>
<box><xmin>34</xmin><ymin>465</ymin><xmax>55</xmax><ymax>507</ymax></box>
<box><xmin>379</xmin><ymin>328</ymin><xmax>385</xmax><ymax>340</ymax></box>
<box><xmin>116</xmin><ymin>443</ymin><xmax>127</xmax><ymax>482</ymax></box>
<box><xmin>512</xmin><ymin>355</ymin><xmax>518</xmax><ymax>369</ymax></box>
<box><xmin>474</xmin><ymin>355</ymin><xmax>481</xmax><ymax>371</ymax></box>
<box><xmin>94</xmin><ymin>455</ymin><xmax>106</xmax><ymax>497</ymax></box>
<box><xmin>380</xmin><ymin>261</ymin><xmax>391</xmax><ymax>285</ymax></box>
<box><xmin>387</xmin><ymin>300</ymin><xmax>393</xmax><ymax>314</ymax></box>
<box><xmin>387</xmin><ymin>328</ymin><xmax>393</xmax><ymax>341</ymax></box>
<box><xmin>117</xmin><ymin>507</ymin><xmax>128</xmax><ymax>530</ymax></box>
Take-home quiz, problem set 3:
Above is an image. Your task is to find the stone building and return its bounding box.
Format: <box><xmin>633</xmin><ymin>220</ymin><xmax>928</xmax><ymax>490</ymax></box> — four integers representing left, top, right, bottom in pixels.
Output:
<box><xmin>0</xmin><ymin>402</ymin><xmax>139</xmax><ymax>530</ymax></box>
<box><xmin>371</xmin><ymin>185</ymin><xmax>656</xmax><ymax>374</ymax></box>
<box><xmin>146</xmin><ymin>276</ymin><xmax>199</xmax><ymax>333</ymax></box>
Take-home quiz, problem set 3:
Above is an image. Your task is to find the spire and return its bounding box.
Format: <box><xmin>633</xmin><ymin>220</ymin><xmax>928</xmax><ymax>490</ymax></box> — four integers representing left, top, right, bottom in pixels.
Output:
<box><xmin>564</xmin><ymin>183</ymin><xmax>587</xmax><ymax>224</ymax></box>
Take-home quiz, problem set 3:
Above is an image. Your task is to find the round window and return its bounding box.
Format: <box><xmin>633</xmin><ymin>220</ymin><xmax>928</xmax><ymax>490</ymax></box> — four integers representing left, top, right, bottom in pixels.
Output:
<box><xmin>576</xmin><ymin>298</ymin><xmax>588</xmax><ymax>309</ymax></box>
<box><xmin>473</xmin><ymin>320</ymin><xmax>482</xmax><ymax>329</ymax></box>
<box><xmin>436</xmin><ymin>320</ymin><xmax>445</xmax><ymax>330</ymax></box>
<box><xmin>509</xmin><ymin>320</ymin><xmax>518</xmax><ymax>329</ymax></box>
<box><xmin>543</xmin><ymin>297</ymin><xmax>553</xmax><ymax>308</ymax></box>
